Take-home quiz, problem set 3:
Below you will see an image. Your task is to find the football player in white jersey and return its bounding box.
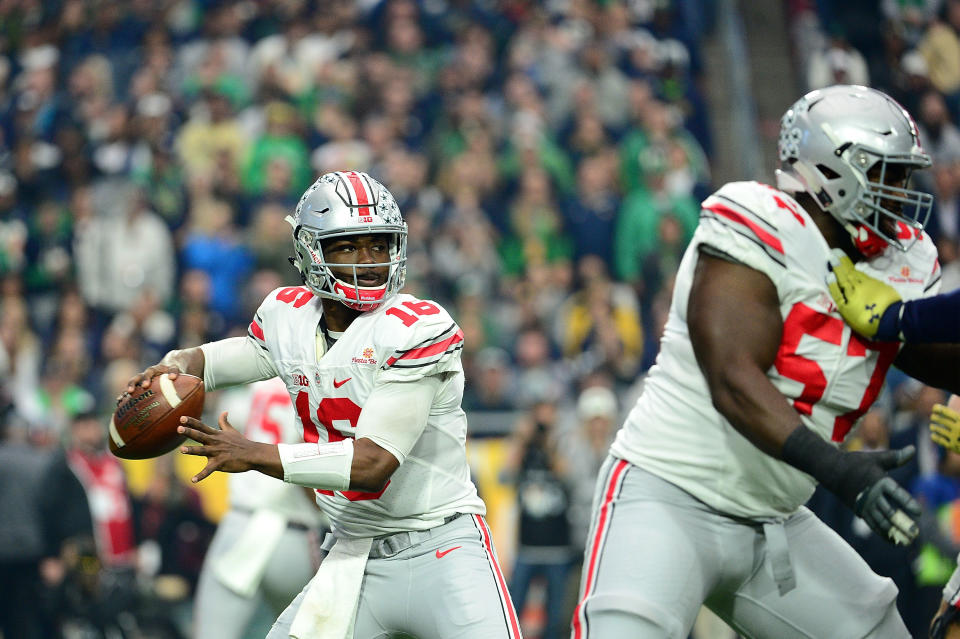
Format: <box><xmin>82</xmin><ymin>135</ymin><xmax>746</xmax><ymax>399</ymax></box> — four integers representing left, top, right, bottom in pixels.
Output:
<box><xmin>572</xmin><ymin>84</ymin><xmax>960</xmax><ymax>639</ymax></box>
<box><xmin>194</xmin><ymin>378</ymin><xmax>326</xmax><ymax>639</ymax></box>
<box><xmin>125</xmin><ymin>171</ymin><xmax>521</xmax><ymax>639</ymax></box>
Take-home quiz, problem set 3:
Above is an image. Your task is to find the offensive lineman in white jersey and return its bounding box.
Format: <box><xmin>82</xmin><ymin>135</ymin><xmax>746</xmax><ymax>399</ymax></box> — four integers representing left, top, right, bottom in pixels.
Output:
<box><xmin>125</xmin><ymin>171</ymin><xmax>521</xmax><ymax>639</ymax></box>
<box><xmin>572</xmin><ymin>85</ymin><xmax>960</xmax><ymax>639</ymax></box>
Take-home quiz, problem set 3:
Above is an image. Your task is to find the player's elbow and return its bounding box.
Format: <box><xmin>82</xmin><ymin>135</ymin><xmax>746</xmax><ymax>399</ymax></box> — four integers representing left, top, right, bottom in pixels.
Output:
<box><xmin>352</xmin><ymin>469</ymin><xmax>391</xmax><ymax>493</ymax></box>
<box><xmin>350</xmin><ymin>439</ymin><xmax>400</xmax><ymax>492</ymax></box>
<box><xmin>705</xmin><ymin>365</ymin><xmax>755</xmax><ymax>420</ymax></box>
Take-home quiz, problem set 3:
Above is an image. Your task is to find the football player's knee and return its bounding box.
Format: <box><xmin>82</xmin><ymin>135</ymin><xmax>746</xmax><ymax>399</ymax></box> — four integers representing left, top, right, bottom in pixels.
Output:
<box><xmin>585</xmin><ymin>591</ymin><xmax>687</xmax><ymax>639</ymax></box>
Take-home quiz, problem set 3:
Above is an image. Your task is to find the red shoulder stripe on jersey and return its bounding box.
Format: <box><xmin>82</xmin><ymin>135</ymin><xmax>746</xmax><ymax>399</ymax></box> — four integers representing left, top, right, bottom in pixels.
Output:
<box><xmin>704</xmin><ymin>203</ymin><xmax>784</xmax><ymax>255</ymax></box>
<box><xmin>384</xmin><ymin>329</ymin><xmax>464</xmax><ymax>367</ymax></box>
<box><xmin>249</xmin><ymin>320</ymin><xmax>265</xmax><ymax>341</ymax></box>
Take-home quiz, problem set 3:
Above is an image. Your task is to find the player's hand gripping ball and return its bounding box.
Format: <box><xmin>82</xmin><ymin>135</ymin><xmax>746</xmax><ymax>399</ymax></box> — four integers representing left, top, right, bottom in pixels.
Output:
<box><xmin>931</xmin><ymin>403</ymin><xmax>960</xmax><ymax>454</ymax></box>
<box><xmin>110</xmin><ymin>373</ymin><xmax>205</xmax><ymax>459</ymax></box>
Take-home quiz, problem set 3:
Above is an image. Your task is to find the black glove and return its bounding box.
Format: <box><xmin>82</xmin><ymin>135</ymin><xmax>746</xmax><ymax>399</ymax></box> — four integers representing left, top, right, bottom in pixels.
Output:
<box><xmin>782</xmin><ymin>426</ymin><xmax>920</xmax><ymax>545</ymax></box>
<box><xmin>853</xmin><ymin>470</ymin><xmax>921</xmax><ymax>546</ymax></box>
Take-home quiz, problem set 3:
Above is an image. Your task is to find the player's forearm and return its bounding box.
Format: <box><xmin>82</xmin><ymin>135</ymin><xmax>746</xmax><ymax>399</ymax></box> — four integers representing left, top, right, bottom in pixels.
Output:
<box><xmin>894</xmin><ymin>343</ymin><xmax>960</xmax><ymax>394</ymax></box>
<box><xmin>160</xmin><ymin>347</ymin><xmax>205</xmax><ymax>378</ymax></box>
<box><xmin>199</xmin><ymin>337</ymin><xmax>279</xmax><ymax>391</ymax></box>
<box><xmin>706</xmin><ymin>362</ymin><xmax>804</xmax><ymax>457</ymax></box>
<box><xmin>880</xmin><ymin>289</ymin><xmax>960</xmax><ymax>343</ymax></box>
<box><xmin>247</xmin><ymin>442</ymin><xmax>284</xmax><ymax>481</ymax></box>
<box><xmin>276</xmin><ymin>437</ymin><xmax>402</xmax><ymax>494</ymax></box>
<box><xmin>350</xmin><ymin>438</ymin><xmax>399</xmax><ymax>492</ymax></box>
<box><xmin>278</xmin><ymin>439</ymin><xmax>354</xmax><ymax>491</ymax></box>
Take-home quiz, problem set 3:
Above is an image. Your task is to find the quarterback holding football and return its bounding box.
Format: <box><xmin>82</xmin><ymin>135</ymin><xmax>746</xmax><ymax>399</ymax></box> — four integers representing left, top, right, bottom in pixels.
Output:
<box><xmin>126</xmin><ymin>171</ymin><xmax>521</xmax><ymax>639</ymax></box>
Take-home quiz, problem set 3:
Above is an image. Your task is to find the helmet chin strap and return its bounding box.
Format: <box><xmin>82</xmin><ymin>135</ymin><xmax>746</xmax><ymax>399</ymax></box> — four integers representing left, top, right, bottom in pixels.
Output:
<box><xmin>845</xmin><ymin>222</ymin><xmax>887</xmax><ymax>259</ymax></box>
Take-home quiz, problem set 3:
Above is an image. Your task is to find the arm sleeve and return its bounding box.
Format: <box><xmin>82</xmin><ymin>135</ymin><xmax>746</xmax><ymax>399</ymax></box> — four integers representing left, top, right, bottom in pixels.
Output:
<box><xmin>200</xmin><ymin>336</ymin><xmax>279</xmax><ymax>391</ymax></box>
<box><xmin>355</xmin><ymin>375</ymin><xmax>443</xmax><ymax>465</ymax></box>
<box><xmin>897</xmin><ymin>288</ymin><xmax>960</xmax><ymax>343</ymax></box>
<box><xmin>944</xmin><ymin>555</ymin><xmax>960</xmax><ymax>605</ymax></box>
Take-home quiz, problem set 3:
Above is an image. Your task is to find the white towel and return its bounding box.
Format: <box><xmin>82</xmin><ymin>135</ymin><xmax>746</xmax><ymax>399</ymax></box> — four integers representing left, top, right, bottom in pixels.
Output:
<box><xmin>289</xmin><ymin>536</ymin><xmax>373</xmax><ymax>639</ymax></box>
<box><xmin>213</xmin><ymin>509</ymin><xmax>287</xmax><ymax>598</ymax></box>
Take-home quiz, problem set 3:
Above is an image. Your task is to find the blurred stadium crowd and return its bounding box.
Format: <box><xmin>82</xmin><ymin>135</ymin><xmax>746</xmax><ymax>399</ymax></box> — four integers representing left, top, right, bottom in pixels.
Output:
<box><xmin>0</xmin><ymin>0</ymin><xmax>718</xmax><ymax>435</ymax></box>
<box><xmin>2</xmin><ymin>0</ymin><xmax>960</xmax><ymax>638</ymax></box>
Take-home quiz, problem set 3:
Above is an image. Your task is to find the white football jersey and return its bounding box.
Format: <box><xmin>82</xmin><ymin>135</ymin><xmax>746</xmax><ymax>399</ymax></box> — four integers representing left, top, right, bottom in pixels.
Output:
<box><xmin>612</xmin><ymin>181</ymin><xmax>941</xmax><ymax>518</ymax></box>
<box><xmin>248</xmin><ymin>287</ymin><xmax>485</xmax><ymax>537</ymax></box>
<box><xmin>217</xmin><ymin>378</ymin><xmax>324</xmax><ymax>528</ymax></box>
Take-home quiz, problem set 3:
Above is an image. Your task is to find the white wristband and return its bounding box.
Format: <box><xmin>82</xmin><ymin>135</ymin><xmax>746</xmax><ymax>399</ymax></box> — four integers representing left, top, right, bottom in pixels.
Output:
<box><xmin>277</xmin><ymin>439</ymin><xmax>353</xmax><ymax>491</ymax></box>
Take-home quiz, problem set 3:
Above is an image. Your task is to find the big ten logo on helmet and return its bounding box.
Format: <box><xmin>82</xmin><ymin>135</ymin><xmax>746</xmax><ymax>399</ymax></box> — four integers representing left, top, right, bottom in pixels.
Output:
<box><xmin>352</xmin><ymin>347</ymin><xmax>377</xmax><ymax>366</ymax></box>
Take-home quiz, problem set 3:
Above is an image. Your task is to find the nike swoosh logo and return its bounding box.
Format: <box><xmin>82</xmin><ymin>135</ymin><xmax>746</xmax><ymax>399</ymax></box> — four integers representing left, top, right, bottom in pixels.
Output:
<box><xmin>435</xmin><ymin>546</ymin><xmax>461</xmax><ymax>559</ymax></box>
<box><xmin>333</xmin><ymin>377</ymin><xmax>351</xmax><ymax>388</ymax></box>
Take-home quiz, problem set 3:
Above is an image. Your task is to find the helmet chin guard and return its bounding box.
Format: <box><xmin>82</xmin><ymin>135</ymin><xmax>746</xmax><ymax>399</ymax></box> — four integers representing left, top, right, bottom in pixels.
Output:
<box><xmin>287</xmin><ymin>171</ymin><xmax>407</xmax><ymax>311</ymax></box>
<box><xmin>331</xmin><ymin>275</ymin><xmax>388</xmax><ymax>311</ymax></box>
<box><xmin>776</xmin><ymin>85</ymin><xmax>932</xmax><ymax>257</ymax></box>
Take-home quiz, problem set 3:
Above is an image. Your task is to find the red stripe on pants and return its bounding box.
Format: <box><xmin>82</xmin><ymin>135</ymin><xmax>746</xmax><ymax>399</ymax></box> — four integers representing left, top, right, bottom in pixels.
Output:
<box><xmin>572</xmin><ymin>459</ymin><xmax>629</xmax><ymax>639</ymax></box>
<box><xmin>475</xmin><ymin>515</ymin><xmax>522</xmax><ymax>639</ymax></box>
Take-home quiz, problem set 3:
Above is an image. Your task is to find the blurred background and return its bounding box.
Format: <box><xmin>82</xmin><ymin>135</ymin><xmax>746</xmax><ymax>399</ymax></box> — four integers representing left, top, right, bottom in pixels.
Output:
<box><xmin>1</xmin><ymin>0</ymin><xmax>960</xmax><ymax>638</ymax></box>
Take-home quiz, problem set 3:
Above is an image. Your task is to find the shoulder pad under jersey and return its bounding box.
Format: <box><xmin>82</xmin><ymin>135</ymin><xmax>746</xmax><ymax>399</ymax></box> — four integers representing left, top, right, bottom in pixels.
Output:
<box><xmin>374</xmin><ymin>295</ymin><xmax>464</xmax><ymax>382</ymax></box>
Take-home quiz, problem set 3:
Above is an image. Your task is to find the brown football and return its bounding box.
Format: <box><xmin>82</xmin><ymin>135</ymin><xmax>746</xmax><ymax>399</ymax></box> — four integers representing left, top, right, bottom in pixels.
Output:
<box><xmin>109</xmin><ymin>373</ymin><xmax>205</xmax><ymax>460</ymax></box>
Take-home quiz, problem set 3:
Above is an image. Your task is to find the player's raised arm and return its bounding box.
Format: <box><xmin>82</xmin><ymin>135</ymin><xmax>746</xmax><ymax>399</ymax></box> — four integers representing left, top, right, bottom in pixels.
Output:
<box><xmin>124</xmin><ymin>346</ymin><xmax>205</xmax><ymax>394</ymax></box>
<box><xmin>125</xmin><ymin>330</ymin><xmax>280</xmax><ymax>398</ymax></box>
<box><xmin>688</xmin><ymin>250</ymin><xmax>920</xmax><ymax>545</ymax></box>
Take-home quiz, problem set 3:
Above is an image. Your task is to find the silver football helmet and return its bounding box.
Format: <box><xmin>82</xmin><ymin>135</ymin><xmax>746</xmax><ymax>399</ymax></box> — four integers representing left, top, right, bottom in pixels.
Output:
<box><xmin>287</xmin><ymin>171</ymin><xmax>407</xmax><ymax>310</ymax></box>
<box><xmin>776</xmin><ymin>84</ymin><xmax>932</xmax><ymax>257</ymax></box>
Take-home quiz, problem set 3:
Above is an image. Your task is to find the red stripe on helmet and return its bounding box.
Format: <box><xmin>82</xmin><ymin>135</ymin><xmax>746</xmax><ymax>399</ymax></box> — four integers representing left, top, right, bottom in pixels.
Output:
<box><xmin>345</xmin><ymin>171</ymin><xmax>373</xmax><ymax>217</ymax></box>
